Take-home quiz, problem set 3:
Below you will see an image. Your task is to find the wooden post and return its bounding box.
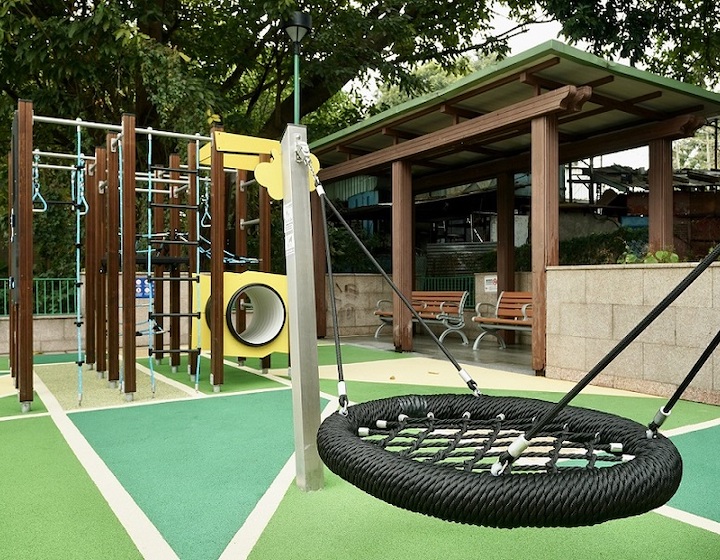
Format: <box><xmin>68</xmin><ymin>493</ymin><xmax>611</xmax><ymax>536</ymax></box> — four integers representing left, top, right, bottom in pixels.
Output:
<box><xmin>530</xmin><ymin>115</ymin><xmax>559</xmax><ymax>375</ymax></box>
<box><xmin>106</xmin><ymin>133</ymin><xmax>121</xmax><ymax>386</ymax></box>
<box><xmin>95</xmin><ymin>147</ymin><xmax>108</xmax><ymax>377</ymax></box>
<box><xmin>648</xmin><ymin>138</ymin><xmax>674</xmax><ymax>252</ymax></box>
<box><xmin>312</xmin><ymin>194</ymin><xmax>327</xmax><ymax>338</ymax></box>
<box><xmin>121</xmin><ymin>114</ymin><xmax>137</xmax><ymax>398</ymax></box>
<box><xmin>152</xmin><ymin>165</ymin><xmax>165</xmax><ymax>361</ymax></box>
<box><xmin>391</xmin><ymin>160</ymin><xmax>413</xmax><ymax>352</ymax></box>
<box><xmin>85</xmin><ymin>161</ymin><xmax>97</xmax><ymax>368</ymax></box>
<box><xmin>210</xmin><ymin>125</ymin><xmax>225</xmax><ymax>390</ymax></box>
<box><xmin>187</xmin><ymin>142</ymin><xmax>199</xmax><ymax>376</ymax></box>
<box><xmin>7</xmin><ymin>150</ymin><xmax>16</xmax><ymax>386</ymax></box>
<box><xmin>235</xmin><ymin>170</ymin><xmax>248</xmax><ymax>346</ymax></box>
<box><xmin>16</xmin><ymin>101</ymin><xmax>34</xmax><ymax>410</ymax></box>
<box><xmin>281</xmin><ymin>125</ymin><xmax>324</xmax><ymax>491</ymax></box>
<box><xmin>259</xmin><ymin>154</ymin><xmax>272</xmax><ymax>370</ymax></box>
<box><xmin>169</xmin><ymin>153</ymin><xmax>181</xmax><ymax>370</ymax></box>
<box><xmin>497</xmin><ymin>171</ymin><xmax>516</xmax><ymax>345</ymax></box>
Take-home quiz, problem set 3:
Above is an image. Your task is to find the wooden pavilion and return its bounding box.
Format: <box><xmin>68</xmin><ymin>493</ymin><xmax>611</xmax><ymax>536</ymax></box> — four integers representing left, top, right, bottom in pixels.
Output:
<box><xmin>310</xmin><ymin>41</ymin><xmax>720</xmax><ymax>373</ymax></box>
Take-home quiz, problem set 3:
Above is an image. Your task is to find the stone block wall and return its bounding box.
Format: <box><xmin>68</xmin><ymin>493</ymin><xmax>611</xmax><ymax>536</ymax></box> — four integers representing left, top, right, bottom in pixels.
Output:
<box><xmin>546</xmin><ymin>263</ymin><xmax>720</xmax><ymax>405</ymax></box>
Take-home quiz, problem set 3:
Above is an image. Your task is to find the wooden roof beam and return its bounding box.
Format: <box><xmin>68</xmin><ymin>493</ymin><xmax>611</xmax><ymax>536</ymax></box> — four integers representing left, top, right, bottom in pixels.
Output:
<box><xmin>522</xmin><ymin>73</ymin><xmax>665</xmax><ymax>120</ymax></box>
<box><xmin>319</xmin><ymin>85</ymin><xmax>591</xmax><ymax>182</ymax></box>
<box><xmin>414</xmin><ymin>113</ymin><xmax>705</xmax><ymax>190</ymax></box>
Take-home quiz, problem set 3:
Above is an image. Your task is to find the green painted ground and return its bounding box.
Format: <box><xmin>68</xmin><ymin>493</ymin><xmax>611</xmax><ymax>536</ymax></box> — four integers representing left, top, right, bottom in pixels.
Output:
<box><xmin>668</xmin><ymin>424</ymin><xmax>720</xmax><ymax>522</ymax></box>
<box><xmin>250</xmin><ymin>469</ymin><xmax>720</xmax><ymax>560</ymax></box>
<box><xmin>70</xmin><ymin>390</ymin><xmax>300</xmax><ymax>560</ymax></box>
<box><xmin>0</xmin><ymin>416</ymin><xmax>142</xmax><ymax>560</ymax></box>
<box><xmin>0</xmin><ymin>391</ymin><xmax>47</xmax><ymax>417</ymax></box>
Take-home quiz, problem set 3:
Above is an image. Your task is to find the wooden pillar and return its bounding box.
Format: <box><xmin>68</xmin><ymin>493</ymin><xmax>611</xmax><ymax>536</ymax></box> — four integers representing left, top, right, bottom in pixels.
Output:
<box><xmin>85</xmin><ymin>162</ymin><xmax>97</xmax><ymax>367</ymax></box>
<box><xmin>152</xmin><ymin>166</ymin><xmax>165</xmax><ymax>361</ymax></box>
<box><xmin>497</xmin><ymin>171</ymin><xmax>516</xmax><ymax>344</ymax></box>
<box><xmin>121</xmin><ymin>114</ymin><xmax>137</xmax><ymax>398</ymax></box>
<box><xmin>169</xmin><ymin>153</ymin><xmax>181</xmax><ymax>369</ymax></box>
<box><xmin>312</xmin><ymin>194</ymin><xmax>327</xmax><ymax>338</ymax></box>
<box><xmin>7</xmin><ymin>150</ymin><xmax>16</xmax><ymax>385</ymax></box>
<box><xmin>95</xmin><ymin>147</ymin><xmax>108</xmax><ymax>376</ymax></box>
<box><xmin>106</xmin><ymin>133</ymin><xmax>121</xmax><ymax>385</ymax></box>
<box><xmin>648</xmin><ymin>138</ymin><xmax>674</xmax><ymax>252</ymax></box>
<box><xmin>530</xmin><ymin>115</ymin><xmax>559</xmax><ymax>375</ymax></box>
<box><xmin>496</xmin><ymin>172</ymin><xmax>516</xmax><ymax>293</ymax></box>
<box><xmin>391</xmin><ymin>160</ymin><xmax>414</xmax><ymax>352</ymax></box>
<box><xmin>210</xmin><ymin>125</ymin><xmax>225</xmax><ymax>389</ymax></box>
<box><xmin>258</xmin><ymin>154</ymin><xmax>272</xmax><ymax>370</ymax></box>
<box><xmin>234</xmin><ymin>170</ymin><xmax>248</xmax><ymax>343</ymax></box>
<box><xmin>186</xmin><ymin>142</ymin><xmax>199</xmax><ymax>376</ymax></box>
<box><xmin>16</xmin><ymin>101</ymin><xmax>34</xmax><ymax>408</ymax></box>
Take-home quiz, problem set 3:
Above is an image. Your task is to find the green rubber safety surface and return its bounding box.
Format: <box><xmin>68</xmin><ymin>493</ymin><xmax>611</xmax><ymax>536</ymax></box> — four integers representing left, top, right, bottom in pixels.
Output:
<box><xmin>668</xmin><ymin>424</ymin><xmax>720</xmax><ymax>523</ymax></box>
<box><xmin>0</xmin><ymin>391</ymin><xmax>48</xmax><ymax>417</ymax></box>
<box><xmin>0</xmin><ymin>416</ymin><xmax>142</xmax><ymax>560</ymax></box>
<box><xmin>138</xmin><ymin>354</ymin><xmax>285</xmax><ymax>395</ymax></box>
<box><xmin>69</xmin><ymin>389</ymin><xmax>300</xmax><ymax>560</ymax></box>
<box><xmin>250</xmin><ymin>469</ymin><xmax>720</xmax><ymax>560</ymax></box>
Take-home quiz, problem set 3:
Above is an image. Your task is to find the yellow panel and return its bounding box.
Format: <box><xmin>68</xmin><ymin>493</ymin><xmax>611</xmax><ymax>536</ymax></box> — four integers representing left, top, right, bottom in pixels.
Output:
<box><xmin>214</xmin><ymin>131</ymin><xmax>280</xmax><ymax>156</ymax></box>
<box><xmin>199</xmin><ymin>142</ymin><xmax>211</xmax><ymax>165</ymax></box>
<box><xmin>198</xmin><ymin>144</ymin><xmax>261</xmax><ymax>171</ymax></box>
<box><xmin>194</xmin><ymin>271</ymin><xmax>289</xmax><ymax>358</ymax></box>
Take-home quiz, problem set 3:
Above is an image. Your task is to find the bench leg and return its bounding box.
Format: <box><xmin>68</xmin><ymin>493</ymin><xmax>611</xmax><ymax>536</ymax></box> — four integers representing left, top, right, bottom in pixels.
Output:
<box><xmin>374</xmin><ymin>322</ymin><xmax>388</xmax><ymax>339</ymax></box>
<box><xmin>438</xmin><ymin>329</ymin><xmax>469</xmax><ymax>345</ymax></box>
<box><xmin>472</xmin><ymin>330</ymin><xmax>506</xmax><ymax>350</ymax></box>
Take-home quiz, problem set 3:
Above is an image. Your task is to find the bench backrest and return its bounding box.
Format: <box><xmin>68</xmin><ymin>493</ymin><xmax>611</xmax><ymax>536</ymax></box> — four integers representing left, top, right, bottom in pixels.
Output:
<box><xmin>496</xmin><ymin>291</ymin><xmax>533</xmax><ymax>320</ymax></box>
<box><xmin>411</xmin><ymin>291</ymin><xmax>468</xmax><ymax>314</ymax></box>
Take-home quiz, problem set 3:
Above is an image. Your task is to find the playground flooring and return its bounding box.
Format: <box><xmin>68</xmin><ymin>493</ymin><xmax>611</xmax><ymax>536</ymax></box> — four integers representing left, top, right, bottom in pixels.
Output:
<box><xmin>1</xmin><ymin>338</ymin><xmax>719</xmax><ymax>559</ymax></box>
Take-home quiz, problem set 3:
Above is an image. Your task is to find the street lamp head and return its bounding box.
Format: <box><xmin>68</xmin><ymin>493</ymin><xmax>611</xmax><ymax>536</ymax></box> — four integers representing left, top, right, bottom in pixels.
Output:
<box><xmin>283</xmin><ymin>11</ymin><xmax>312</xmax><ymax>45</ymax></box>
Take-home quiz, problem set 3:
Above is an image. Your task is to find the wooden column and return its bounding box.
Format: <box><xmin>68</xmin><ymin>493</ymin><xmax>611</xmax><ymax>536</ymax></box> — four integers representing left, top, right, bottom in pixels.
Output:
<box><xmin>106</xmin><ymin>133</ymin><xmax>121</xmax><ymax>385</ymax></box>
<box><xmin>258</xmin><ymin>154</ymin><xmax>272</xmax><ymax>370</ymax></box>
<box><xmin>186</xmin><ymin>142</ymin><xmax>199</xmax><ymax>376</ymax></box>
<box><xmin>210</xmin><ymin>125</ymin><xmax>225</xmax><ymax>389</ymax></box>
<box><xmin>312</xmin><ymin>194</ymin><xmax>327</xmax><ymax>338</ymax></box>
<box><xmin>234</xmin><ymin>170</ymin><xmax>248</xmax><ymax>343</ymax></box>
<box><xmin>530</xmin><ymin>115</ymin><xmax>559</xmax><ymax>375</ymax></box>
<box><xmin>648</xmin><ymin>138</ymin><xmax>674</xmax><ymax>252</ymax></box>
<box><xmin>95</xmin><ymin>147</ymin><xmax>108</xmax><ymax>376</ymax></box>
<box><xmin>16</xmin><ymin>101</ymin><xmax>34</xmax><ymax>408</ymax></box>
<box><xmin>497</xmin><ymin>171</ymin><xmax>516</xmax><ymax>344</ymax></box>
<box><xmin>85</xmin><ymin>162</ymin><xmax>97</xmax><ymax>367</ymax></box>
<box><xmin>7</xmin><ymin>150</ymin><xmax>16</xmax><ymax>385</ymax></box>
<box><xmin>152</xmin><ymin>166</ymin><xmax>165</xmax><ymax>361</ymax></box>
<box><xmin>121</xmin><ymin>114</ymin><xmax>137</xmax><ymax>398</ymax></box>
<box><xmin>391</xmin><ymin>160</ymin><xmax>414</xmax><ymax>352</ymax></box>
<box><xmin>169</xmin><ymin>153</ymin><xmax>181</xmax><ymax>370</ymax></box>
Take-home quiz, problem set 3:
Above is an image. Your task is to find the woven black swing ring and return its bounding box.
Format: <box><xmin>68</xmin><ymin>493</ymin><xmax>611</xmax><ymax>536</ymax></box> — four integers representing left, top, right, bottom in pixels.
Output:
<box><xmin>317</xmin><ymin>393</ymin><xmax>682</xmax><ymax>528</ymax></box>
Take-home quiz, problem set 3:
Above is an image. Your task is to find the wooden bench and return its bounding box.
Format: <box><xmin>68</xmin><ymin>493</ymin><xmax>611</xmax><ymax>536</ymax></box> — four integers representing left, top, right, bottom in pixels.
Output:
<box><xmin>374</xmin><ymin>290</ymin><xmax>470</xmax><ymax>344</ymax></box>
<box><xmin>471</xmin><ymin>291</ymin><xmax>533</xmax><ymax>350</ymax></box>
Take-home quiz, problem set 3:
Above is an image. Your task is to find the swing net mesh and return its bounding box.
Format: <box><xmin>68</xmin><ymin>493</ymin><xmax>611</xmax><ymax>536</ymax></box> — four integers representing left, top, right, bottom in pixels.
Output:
<box><xmin>317</xmin><ymin>394</ymin><xmax>683</xmax><ymax>528</ymax></box>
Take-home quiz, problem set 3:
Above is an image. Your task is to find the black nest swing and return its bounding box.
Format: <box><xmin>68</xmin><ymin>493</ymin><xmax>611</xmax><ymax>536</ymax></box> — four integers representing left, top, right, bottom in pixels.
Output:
<box><xmin>301</xmin><ymin>151</ymin><xmax>720</xmax><ymax>529</ymax></box>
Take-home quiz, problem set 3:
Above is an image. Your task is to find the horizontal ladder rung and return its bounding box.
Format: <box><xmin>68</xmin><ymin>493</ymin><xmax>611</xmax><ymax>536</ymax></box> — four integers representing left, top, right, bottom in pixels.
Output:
<box><xmin>149</xmin><ymin>312</ymin><xmax>201</xmax><ymax>319</ymax></box>
<box><xmin>149</xmin><ymin>202</ymin><xmax>199</xmax><ymax>211</ymax></box>
<box><xmin>147</xmin><ymin>276</ymin><xmax>199</xmax><ymax>282</ymax></box>
<box><xmin>148</xmin><ymin>239</ymin><xmax>199</xmax><ymax>246</ymax></box>
<box><xmin>150</xmin><ymin>165</ymin><xmax>198</xmax><ymax>175</ymax></box>
<box><xmin>150</xmin><ymin>348</ymin><xmax>200</xmax><ymax>355</ymax></box>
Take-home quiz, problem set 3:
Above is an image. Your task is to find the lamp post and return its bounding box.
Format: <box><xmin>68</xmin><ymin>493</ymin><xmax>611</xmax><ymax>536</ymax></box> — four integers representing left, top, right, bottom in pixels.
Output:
<box><xmin>283</xmin><ymin>11</ymin><xmax>312</xmax><ymax>124</ymax></box>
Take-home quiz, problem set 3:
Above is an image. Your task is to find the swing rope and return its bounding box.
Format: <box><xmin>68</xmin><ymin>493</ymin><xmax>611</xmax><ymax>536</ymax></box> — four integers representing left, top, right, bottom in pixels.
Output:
<box><xmin>31</xmin><ymin>154</ymin><xmax>48</xmax><ymax>213</ymax></box>
<box><xmin>296</xmin><ymin>143</ymin><xmax>480</xmax><ymax>399</ymax></box>
<box><xmin>295</xmin><ymin>143</ymin><xmax>718</xmax><ymax>528</ymax></box>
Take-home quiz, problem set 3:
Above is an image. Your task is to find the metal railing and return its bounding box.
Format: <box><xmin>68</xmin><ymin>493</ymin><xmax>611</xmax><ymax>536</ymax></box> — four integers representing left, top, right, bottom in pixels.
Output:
<box><xmin>418</xmin><ymin>275</ymin><xmax>475</xmax><ymax>308</ymax></box>
<box><xmin>0</xmin><ymin>278</ymin><xmax>77</xmax><ymax>316</ymax></box>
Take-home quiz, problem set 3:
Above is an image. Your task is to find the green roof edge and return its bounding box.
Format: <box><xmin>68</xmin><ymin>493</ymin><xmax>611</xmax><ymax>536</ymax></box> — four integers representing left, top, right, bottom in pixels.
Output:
<box><xmin>310</xmin><ymin>40</ymin><xmax>720</xmax><ymax>150</ymax></box>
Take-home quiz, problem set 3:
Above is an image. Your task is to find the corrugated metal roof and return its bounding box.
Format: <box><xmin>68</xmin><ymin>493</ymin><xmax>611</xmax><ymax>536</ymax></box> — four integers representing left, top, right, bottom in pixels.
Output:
<box><xmin>311</xmin><ymin>41</ymin><xmax>720</xmax><ymax>191</ymax></box>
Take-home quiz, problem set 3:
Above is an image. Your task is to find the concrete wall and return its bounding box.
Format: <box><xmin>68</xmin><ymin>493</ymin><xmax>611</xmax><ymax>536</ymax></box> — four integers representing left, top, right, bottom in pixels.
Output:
<box><xmin>546</xmin><ymin>263</ymin><xmax>720</xmax><ymax>405</ymax></box>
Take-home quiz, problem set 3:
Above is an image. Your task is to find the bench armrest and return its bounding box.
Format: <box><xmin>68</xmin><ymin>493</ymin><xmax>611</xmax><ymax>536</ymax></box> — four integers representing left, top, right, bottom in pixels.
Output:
<box><xmin>474</xmin><ymin>302</ymin><xmax>494</xmax><ymax>317</ymax></box>
<box><xmin>521</xmin><ymin>303</ymin><xmax>533</xmax><ymax>321</ymax></box>
<box><xmin>375</xmin><ymin>298</ymin><xmax>392</xmax><ymax>311</ymax></box>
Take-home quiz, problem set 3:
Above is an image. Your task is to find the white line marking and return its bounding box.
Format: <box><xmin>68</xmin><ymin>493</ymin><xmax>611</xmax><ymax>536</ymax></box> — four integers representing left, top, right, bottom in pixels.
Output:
<box><xmin>218</xmin><ymin>400</ymin><xmax>338</xmax><ymax>560</ymax></box>
<box><xmin>0</xmin><ymin>411</ymin><xmax>51</xmax><ymax>422</ymax></box>
<box><xmin>34</xmin><ymin>373</ymin><xmax>179</xmax><ymax>559</ymax></box>
<box><xmin>135</xmin><ymin>361</ymin><xmax>201</xmax><ymax>397</ymax></box>
<box><xmin>663</xmin><ymin>417</ymin><xmax>720</xmax><ymax>438</ymax></box>
<box><xmin>654</xmin><ymin>505</ymin><xmax>720</xmax><ymax>535</ymax></box>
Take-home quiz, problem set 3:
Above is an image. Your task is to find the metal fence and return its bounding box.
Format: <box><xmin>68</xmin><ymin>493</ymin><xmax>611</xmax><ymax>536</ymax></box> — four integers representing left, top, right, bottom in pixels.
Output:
<box><xmin>0</xmin><ymin>278</ymin><xmax>77</xmax><ymax>316</ymax></box>
<box><xmin>418</xmin><ymin>275</ymin><xmax>475</xmax><ymax>308</ymax></box>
